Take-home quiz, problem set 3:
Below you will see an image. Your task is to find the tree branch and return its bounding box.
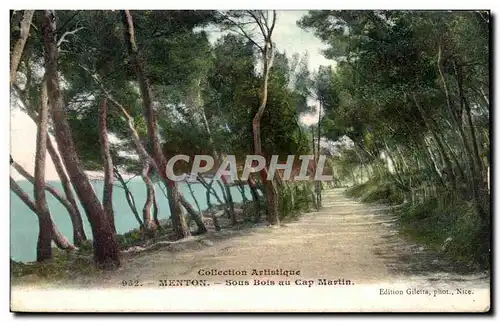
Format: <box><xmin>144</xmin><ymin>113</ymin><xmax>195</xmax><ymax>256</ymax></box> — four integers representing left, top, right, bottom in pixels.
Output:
<box><xmin>57</xmin><ymin>23</ymin><xmax>85</xmax><ymax>48</ymax></box>
<box><xmin>247</xmin><ymin>11</ymin><xmax>267</xmax><ymax>41</ymax></box>
<box><xmin>221</xmin><ymin>13</ymin><xmax>264</xmax><ymax>53</ymax></box>
<box><xmin>269</xmin><ymin>10</ymin><xmax>277</xmax><ymax>37</ymax></box>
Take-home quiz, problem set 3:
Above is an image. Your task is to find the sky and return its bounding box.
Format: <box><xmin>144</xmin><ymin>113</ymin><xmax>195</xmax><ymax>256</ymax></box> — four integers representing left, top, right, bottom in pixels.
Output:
<box><xmin>10</xmin><ymin>10</ymin><xmax>335</xmax><ymax>181</ymax></box>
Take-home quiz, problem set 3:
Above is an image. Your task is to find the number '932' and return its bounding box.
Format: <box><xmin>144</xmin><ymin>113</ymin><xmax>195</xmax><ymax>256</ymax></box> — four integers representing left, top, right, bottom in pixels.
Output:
<box><xmin>121</xmin><ymin>280</ymin><xmax>141</xmax><ymax>287</ymax></box>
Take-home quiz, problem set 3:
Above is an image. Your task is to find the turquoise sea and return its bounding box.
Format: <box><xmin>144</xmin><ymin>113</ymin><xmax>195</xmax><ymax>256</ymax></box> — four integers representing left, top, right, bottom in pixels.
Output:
<box><xmin>10</xmin><ymin>179</ymin><xmax>252</xmax><ymax>262</ymax></box>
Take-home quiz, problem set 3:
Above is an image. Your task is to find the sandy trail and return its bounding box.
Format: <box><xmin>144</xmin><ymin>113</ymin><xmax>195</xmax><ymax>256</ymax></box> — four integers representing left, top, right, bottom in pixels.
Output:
<box><xmin>11</xmin><ymin>188</ymin><xmax>490</xmax><ymax>312</ymax></box>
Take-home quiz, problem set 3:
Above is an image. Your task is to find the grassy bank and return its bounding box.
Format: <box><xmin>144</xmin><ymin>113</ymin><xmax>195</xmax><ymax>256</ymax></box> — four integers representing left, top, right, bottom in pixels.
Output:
<box><xmin>346</xmin><ymin>178</ymin><xmax>490</xmax><ymax>270</ymax></box>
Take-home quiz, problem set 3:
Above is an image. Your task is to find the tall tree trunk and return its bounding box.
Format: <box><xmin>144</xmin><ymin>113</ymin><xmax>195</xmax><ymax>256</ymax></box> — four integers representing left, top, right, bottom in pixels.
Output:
<box><xmin>455</xmin><ymin>62</ymin><xmax>484</xmax><ymax>179</ymax></box>
<box><xmin>46</xmin><ymin>137</ymin><xmax>87</xmax><ymax>245</ymax></box>
<box><xmin>11</xmin><ymin>85</ymin><xmax>87</xmax><ymax>245</ymax></box>
<box><xmin>166</xmin><ymin>184</ymin><xmax>190</xmax><ymax>237</ymax></box>
<box><xmin>98</xmin><ymin>97</ymin><xmax>116</xmax><ymax>234</ymax></box>
<box><xmin>316</xmin><ymin>102</ymin><xmax>322</xmax><ymax>208</ymax></box>
<box><xmin>121</xmin><ymin>10</ymin><xmax>189</xmax><ymax>239</ymax></box>
<box><xmin>152</xmin><ymin>191</ymin><xmax>160</xmax><ymax>228</ymax></box>
<box><xmin>108</xmin><ymin>96</ymin><xmax>206</xmax><ymax>234</ymax></box>
<box><xmin>33</xmin><ymin>80</ymin><xmax>53</xmax><ymax>262</ymax></box>
<box><xmin>42</xmin><ymin>10</ymin><xmax>119</xmax><ymax>268</ymax></box>
<box><xmin>436</xmin><ymin>45</ymin><xmax>481</xmax><ymax>209</ymax></box>
<box><xmin>10</xmin><ymin>10</ymin><xmax>35</xmax><ymax>84</ymax></box>
<box><xmin>412</xmin><ymin>93</ymin><xmax>458</xmax><ymax>189</ymax></box>
<box><xmin>423</xmin><ymin>138</ymin><xmax>446</xmax><ymax>187</ymax></box>
<box><xmin>248</xmin><ymin>176</ymin><xmax>261</xmax><ymax>222</ymax></box>
<box><xmin>458</xmin><ymin>78</ymin><xmax>489</xmax><ymax>218</ymax></box>
<box><xmin>311</xmin><ymin>127</ymin><xmax>318</xmax><ymax>208</ymax></box>
<box><xmin>141</xmin><ymin>163</ymin><xmax>156</xmax><ymax>232</ymax></box>
<box><xmin>10</xmin><ymin>177</ymin><xmax>75</xmax><ymax>251</ymax></box>
<box><xmin>252</xmin><ymin>40</ymin><xmax>279</xmax><ymax>226</ymax></box>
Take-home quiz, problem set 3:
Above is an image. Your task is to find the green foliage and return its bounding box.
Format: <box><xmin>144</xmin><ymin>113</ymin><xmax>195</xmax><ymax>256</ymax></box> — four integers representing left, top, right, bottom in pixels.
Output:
<box><xmin>116</xmin><ymin>221</ymin><xmax>173</xmax><ymax>249</ymax></box>
<box><xmin>11</xmin><ymin>10</ymin><xmax>490</xmax><ymax>273</ymax></box>
<box><xmin>395</xmin><ymin>194</ymin><xmax>488</xmax><ymax>269</ymax></box>
<box><xmin>11</xmin><ymin>249</ymin><xmax>97</xmax><ymax>279</ymax></box>
<box><xmin>203</xmin><ymin>34</ymin><xmax>313</xmax><ymax>159</ymax></box>
<box><xmin>301</xmin><ymin>10</ymin><xmax>490</xmax><ymax>267</ymax></box>
<box><xmin>77</xmin><ymin>240</ymin><xmax>94</xmax><ymax>254</ymax></box>
<box><xmin>52</xmin><ymin>10</ymin><xmax>217</xmax><ymax>171</ymax></box>
<box><xmin>347</xmin><ymin>178</ymin><xmax>489</xmax><ymax>268</ymax></box>
<box><xmin>346</xmin><ymin>176</ymin><xmax>404</xmax><ymax>205</ymax></box>
<box><xmin>278</xmin><ymin>182</ymin><xmax>316</xmax><ymax>219</ymax></box>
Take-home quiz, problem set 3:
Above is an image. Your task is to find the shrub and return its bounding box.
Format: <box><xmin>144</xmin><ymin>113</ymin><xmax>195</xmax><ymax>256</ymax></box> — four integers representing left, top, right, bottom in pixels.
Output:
<box><xmin>395</xmin><ymin>192</ymin><xmax>489</xmax><ymax>269</ymax></box>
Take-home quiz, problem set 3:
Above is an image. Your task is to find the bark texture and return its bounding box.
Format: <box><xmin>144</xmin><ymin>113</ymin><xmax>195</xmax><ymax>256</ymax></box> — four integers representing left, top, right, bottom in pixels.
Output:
<box><xmin>121</xmin><ymin>10</ymin><xmax>190</xmax><ymax>239</ymax></box>
<box><xmin>10</xmin><ymin>10</ymin><xmax>35</xmax><ymax>84</ymax></box>
<box><xmin>11</xmin><ymin>84</ymin><xmax>87</xmax><ymax>245</ymax></box>
<box><xmin>98</xmin><ymin>97</ymin><xmax>116</xmax><ymax>233</ymax></box>
<box><xmin>42</xmin><ymin>10</ymin><xmax>119</xmax><ymax>268</ymax></box>
<box><xmin>33</xmin><ymin>80</ymin><xmax>53</xmax><ymax>261</ymax></box>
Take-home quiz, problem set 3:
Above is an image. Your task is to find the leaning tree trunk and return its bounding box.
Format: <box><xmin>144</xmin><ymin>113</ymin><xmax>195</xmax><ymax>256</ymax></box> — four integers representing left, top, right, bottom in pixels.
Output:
<box><xmin>152</xmin><ymin>191</ymin><xmax>160</xmax><ymax>228</ymax></box>
<box><xmin>11</xmin><ymin>157</ymin><xmax>88</xmax><ymax>244</ymax></box>
<box><xmin>178</xmin><ymin>194</ymin><xmax>207</xmax><ymax>234</ymax></box>
<box><xmin>198</xmin><ymin>176</ymin><xmax>226</xmax><ymax>207</ymax></box>
<box><xmin>252</xmin><ymin>45</ymin><xmax>279</xmax><ymax>226</ymax></box>
<box><xmin>10</xmin><ymin>10</ymin><xmax>35</xmax><ymax>84</ymax></box>
<box><xmin>46</xmin><ymin>137</ymin><xmax>87</xmax><ymax>245</ymax></box>
<box><xmin>141</xmin><ymin>163</ymin><xmax>156</xmax><ymax>232</ymax></box>
<box><xmin>166</xmin><ymin>184</ymin><xmax>190</xmax><ymax>237</ymax></box>
<box><xmin>436</xmin><ymin>45</ymin><xmax>483</xmax><ymax>217</ymax></box>
<box><xmin>221</xmin><ymin>178</ymin><xmax>237</xmax><ymax>225</ymax></box>
<box><xmin>108</xmin><ymin>94</ymin><xmax>206</xmax><ymax>235</ymax></box>
<box><xmin>42</xmin><ymin>10</ymin><xmax>119</xmax><ymax>268</ymax></box>
<box><xmin>222</xmin><ymin>10</ymin><xmax>278</xmax><ymax>224</ymax></box>
<box><xmin>236</xmin><ymin>180</ymin><xmax>249</xmax><ymax>203</ymax></box>
<box><xmin>204</xmin><ymin>179</ymin><xmax>213</xmax><ymax>209</ymax></box>
<box><xmin>122</xmin><ymin>10</ymin><xmax>190</xmax><ymax>239</ymax></box>
<box><xmin>187</xmin><ymin>182</ymin><xmax>201</xmax><ymax>213</ymax></box>
<box><xmin>456</xmin><ymin>62</ymin><xmax>484</xmax><ymax>179</ymax></box>
<box><xmin>198</xmin><ymin>178</ymin><xmax>221</xmax><ymax>231</ymax></box>
<box><xmin>33</xmin><ymin>80</ymin><xmax>53</xmax><ymax>262</ymax></box>
<box><xmin>247</xmin><ymin>176</ymin><xmax>261</xmax><ymax>222</ymax></box>
<box><xmin>412</xmin><ymin>92</ymin><xmax>457</xmax><ymax>189</ymax></box>
<box><xmin>196</xmin><ymin>90</ymin><xmax>235</xmax><ymax>228</ymax></box>
<box><xmin>98</xmin><ymin>97</ymin><xmax>116</xmax><ymax>234</ymax></box>
<box><xmin>114</xmin><ymin>167</ymin><xmax>143</xmax><ymax>228</ymax></box>
<box><xmin>11</xmin><ymin>85</ymin><xmax>87</xmax><ymax>245</ymax></box>
<box><xmin>316</xmin><ymin>101</ymin><xmax>322</xmax><ymax>208</ymax></box>
<box><xmin>10</xmin><ymin>177</ymin><xmax>75</xmax><ymax>250</ymax></box>
<box><xmin>455</xmin><ymin>63</ymin><xmax>489</xmax><ymax>222</ymax></box>
<box><xmin>216</xmin><ymin>180</ymin><xmax>229</xmax><ymax>207</ymax></box>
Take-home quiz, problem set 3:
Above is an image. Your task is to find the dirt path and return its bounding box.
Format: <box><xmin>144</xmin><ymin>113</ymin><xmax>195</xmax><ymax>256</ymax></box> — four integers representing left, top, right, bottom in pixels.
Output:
<box><xmin>11</xmin><ymin>188</ymin><xmax>490</xmax><ymax>312</ymax></box>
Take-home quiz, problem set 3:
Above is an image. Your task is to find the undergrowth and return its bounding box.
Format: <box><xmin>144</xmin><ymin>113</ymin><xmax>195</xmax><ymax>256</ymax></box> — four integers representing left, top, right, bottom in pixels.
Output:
<box><xmin>278</xmin><ymin>182</ymin><xmax>316</xmax><ymax>220</ymax></box>
<box><xmin>346</xmin><ymin>178</ymin><xmax>490</xmax><ymax>270</ymax></box>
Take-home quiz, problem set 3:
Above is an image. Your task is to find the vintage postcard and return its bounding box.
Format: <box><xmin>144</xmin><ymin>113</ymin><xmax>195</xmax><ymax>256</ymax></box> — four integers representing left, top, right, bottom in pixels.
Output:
<box><xmin>9</xmin><ymin>9</ymin><xmax>491</xmax><ymax>312</ymax></box>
